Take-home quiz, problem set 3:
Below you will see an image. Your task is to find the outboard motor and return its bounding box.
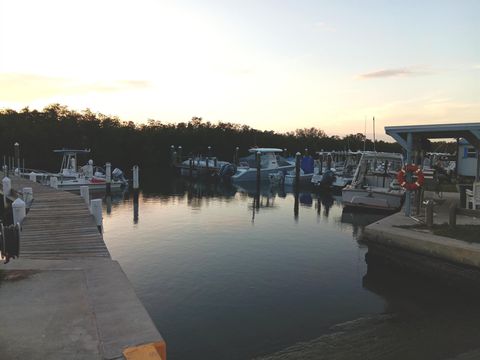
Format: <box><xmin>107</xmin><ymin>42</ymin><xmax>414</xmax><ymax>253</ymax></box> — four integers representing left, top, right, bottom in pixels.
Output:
<box><xmin>112</xmin><ymin>168</ymin><xmax>128</xmax><ymax>184</ymax></box>
<box><xmin>219</xmin><ymin>163</ymin><xmax>235</xmax><ymax>179</ymax></box>
<box><xmin>320</xmin><ymin>169</ymin><xmax>335</xmax><ymax>188</ymax></box>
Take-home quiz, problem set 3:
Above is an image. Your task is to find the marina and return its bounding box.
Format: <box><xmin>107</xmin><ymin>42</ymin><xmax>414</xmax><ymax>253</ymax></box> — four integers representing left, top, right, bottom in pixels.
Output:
<box><xmin>1</xmin><ymin>2</ymin><xmax>479</xmax><ymax>357</ymax></box>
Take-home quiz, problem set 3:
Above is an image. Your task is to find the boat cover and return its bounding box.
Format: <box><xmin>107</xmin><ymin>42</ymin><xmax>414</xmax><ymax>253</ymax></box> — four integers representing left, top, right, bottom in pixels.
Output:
<box><xmin>301</xmin><ymin>156</ymin><xmax>314</xmax><ymax>174</ymax></box>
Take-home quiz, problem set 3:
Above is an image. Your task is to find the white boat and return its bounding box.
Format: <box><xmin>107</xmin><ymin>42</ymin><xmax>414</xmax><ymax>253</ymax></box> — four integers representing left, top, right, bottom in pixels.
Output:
<box><xmin>52</xmin><ymin>149</ymin><xmax>127</xmax><ymax>191</ymax></box>
<box><xmin>231</xmin><ymin>148</ymin><xmax>295</xmax><ymax>182</ymax></box>
<box><xmin>342</xmin><ymin>151</ymin><xmax>405</xmax><ymax>211</ymax></box>
<box><xmin>311</xmin><ymin>151</ymin><xmax>361</xmax><ymax>189</ymax></box>
<box><xmin>178</xmin><ymin>157</ymin><xmax>234</xmax><ymax>177</ymax></box>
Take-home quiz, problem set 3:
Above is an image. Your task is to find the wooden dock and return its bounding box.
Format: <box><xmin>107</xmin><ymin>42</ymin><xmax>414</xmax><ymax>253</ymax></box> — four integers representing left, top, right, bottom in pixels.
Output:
<box><xmin>0</xmin><ymin>171</ymin><xmax>167</xmax><ymax>359</ymax></box>
<box><xmin>0</xmin><ymin>171</ymin><xmax>110</xmax><ymax>259</ymax></box>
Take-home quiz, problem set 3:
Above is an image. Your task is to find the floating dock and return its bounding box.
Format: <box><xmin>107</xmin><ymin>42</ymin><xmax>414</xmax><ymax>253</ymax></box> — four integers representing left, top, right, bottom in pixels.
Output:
<box><xmin>0</xmin><ymin>171</ymin><xmax>166</xmax><ymax>360</ymax></box>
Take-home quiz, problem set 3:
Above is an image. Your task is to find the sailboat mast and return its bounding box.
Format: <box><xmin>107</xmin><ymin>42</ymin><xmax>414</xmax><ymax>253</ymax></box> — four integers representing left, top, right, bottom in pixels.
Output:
<box><xmin>363</xmin><ymin>116</ymin><xmax>367</xmax><ymax>152</ymax></box>
<box><xmin>373</xmin><ymin>116</ymin><xmax>376</xmax><ymax>152</ymax></box>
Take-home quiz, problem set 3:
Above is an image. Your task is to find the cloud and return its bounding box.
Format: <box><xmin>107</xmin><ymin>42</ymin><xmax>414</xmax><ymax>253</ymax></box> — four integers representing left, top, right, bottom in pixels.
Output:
<box><xmin>0</xmin><ymin>73</ymin><xmax>151</xmax><ymax>102</ymax></box>
<box><xmin>473</xmin><ymin>64</ymin><xmax>480</xmax><ymax>70</ymax></box>
<box><xmin>357</xmin><ymin>66</ymin><xmax>432</xmax><ymax>79</ymax></box>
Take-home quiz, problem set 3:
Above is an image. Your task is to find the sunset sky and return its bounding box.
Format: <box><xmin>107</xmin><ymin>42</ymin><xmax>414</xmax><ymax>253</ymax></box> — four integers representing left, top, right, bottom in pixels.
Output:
<box><xmin>0</xmin><ymin>0</ymin><xmax>479</xmax><ymax>139</ymax></box>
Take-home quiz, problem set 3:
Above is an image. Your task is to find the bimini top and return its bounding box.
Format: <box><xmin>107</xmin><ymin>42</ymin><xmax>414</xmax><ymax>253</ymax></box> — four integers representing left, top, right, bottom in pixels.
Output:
<box><xmin>248</xmin><ymin>148</ymin><xmax>284</xmax><ymax>153</ymax></box>
<box><xmin>53</xmin><ymin>149</ymin><xmax>91</xmax><ymax>155</ymax></box>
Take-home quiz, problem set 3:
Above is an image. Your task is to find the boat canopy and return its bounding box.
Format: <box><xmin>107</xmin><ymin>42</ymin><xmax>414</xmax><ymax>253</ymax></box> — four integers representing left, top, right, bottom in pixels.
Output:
<box><xmin>248</xmin><ymin>148</ymin><xmax>283</xmax><ymax>153</ymax></box>
<box><xmin>53</xmin><ymin>149</ymin><xmax>91</xmax><ymax>155</ymax></box>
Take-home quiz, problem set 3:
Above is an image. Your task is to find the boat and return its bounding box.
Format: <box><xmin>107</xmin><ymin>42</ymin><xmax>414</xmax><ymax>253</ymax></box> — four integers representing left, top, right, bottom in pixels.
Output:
<box><xmin>341</xmin><ymin>151</ymin><xmax>405</xmax><ymax>211</ymax></box>
<box><xmin>50</xmin><ymin>149</ymin><xmax>128</xmax><ymax>191</ymax></box>
<box><xmin>231</xmin><ymin>148</ymin><xmax>295</xmax><ymax>182</ymax></box>
<box><xmin>311</xmin><ymin>151</ymin><xmax>361</xmax><ymax>189</ymax></box>
<box><xmin>281</xmin><ymin>155</ymin><xmax>315</xmax><ymax>186</ymax></box>
<box><xmin>178</xmin><ymin>156</ymin><xmax>234</xmax><ymax>178</ymax></box>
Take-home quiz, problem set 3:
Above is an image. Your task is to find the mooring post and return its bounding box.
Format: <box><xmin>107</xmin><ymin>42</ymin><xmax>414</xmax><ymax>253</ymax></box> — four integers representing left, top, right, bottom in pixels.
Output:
<box><xmin>106</xmin><ymin>195</ymin><xmax>112</xmax><ymax>215</ymax></box>
<box><xmin>29</xmin><ymin>171</ymin><xmax>36</xmax><ymax>183</ymax></box>
<box><xmin>449</xmin><ymin>202</ymin><xmax>457</xmax><ymax>227</ymax></box>
<box><xmin>12</xmin><ymin>198</ymin><xmax>26</xmax><ymax>227</ymax></box>
<box><xmin>295</xmin><ymin>152</ymin><xmax>301</xmax><ymax>187</ymax></box>
<box><xmin>425</xmin><ymin>200</ymin><xmax>434</xmax><ymax>228</ymax></box>
<box><xmin>319</xmin><ymin>154</ymin><xmax>323</xmax><ymax>175</ymax></box>
<box><xmin>90</xmin><ymin>198</ymin><xmax>103</xmax><ymax>233</ymax></box>
<box><xmin>235</xmin><ymin>147</ymin><xmax>239</xmax><ymax>166</ymax></box>
<box><xmin>256</xmin><ymin>151</ymin><xmax>261</xmax><ymax>185</ymax></box>
<box><xmin>214</xmin><ymin>157</ymin><xmax>218</xmax><ymax>168</ymax></box>
<box><xmin>50</xmin><ymin>176</ymin><xmax>58</xmax><ymax>189</ymax></box>
<box><xmin>22</xmin><ymin>187</ymin><xmax>33</xmax><ymax>208</ymax></box>
<box><xmin>178</xmin><ymin>146</ymin><xmax>183</xmax><ymax>164</ymax></box>
<box><xmin>170</xmin><ymin>145</ymin><xmax>175</xmax><ymax>166</ymax></box>
<box><xmin>14</xmin><ymin>142</ymin><xmax>20</xmax><ymax>172</ymax></box>
<box><xmin>133</xmin><ymin>165</ymin><xmax>140</xmax><ymax>192</ymax></box>
<box><xmin>189</xmin><ymin>158</ymin><xmax>193</xmax><ymax>177</ymax></box>
<box><xmin>80</xmin><ymin>186</ymin><xmax>90</xmax><ymax>206</ymax></box>
<box><xmin>2</xmin><ymin>175</ymin><xmax>11</xmax><ymax>207</ymax></box>
<box><xmin>105</xmin><ymin>162</ymin><xmax>112</xmax><ymax>194</ymax></box>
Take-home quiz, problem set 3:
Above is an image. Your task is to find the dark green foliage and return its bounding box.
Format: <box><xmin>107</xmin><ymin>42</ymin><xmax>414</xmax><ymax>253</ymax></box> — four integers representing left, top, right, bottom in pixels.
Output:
<box><xmin>0</xmin><ymin>104</ymin><xmax>401</xmax><ymax>174</ymax></box>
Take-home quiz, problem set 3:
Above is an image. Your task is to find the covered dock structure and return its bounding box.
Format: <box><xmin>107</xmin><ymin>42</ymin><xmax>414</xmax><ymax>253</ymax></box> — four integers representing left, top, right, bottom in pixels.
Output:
<box><xmin>385</xmin><ymin>122</ymin><xmax>480</xmax><ymax>216</ymax></box>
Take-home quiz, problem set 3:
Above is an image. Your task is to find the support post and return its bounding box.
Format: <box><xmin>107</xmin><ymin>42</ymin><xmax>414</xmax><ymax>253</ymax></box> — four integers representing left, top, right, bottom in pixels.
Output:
<box><xmin>50</xmin><ymin>176</ymin><xmax>58</xmax><ymax>189</ymax></box>
<box><xmin>14</xmin><ymin>142</ymin><xmax>20</xmax><ymax>172</ymax></box>
<box><xmin>12</xmin><ymin>198</ymin><xmax>26</xmax><ymax>226</ymax></box>
<box><xmin>295</xmin><ymin>152</ymin><xmax>301</xmax><ymax>188</ymax></box>
<box><xmin>425</xmin><ymin>200</ymin><xmax>434</xmax><ymax>228</ymax></box>
<box><xmin>449</xmin><ymin>202</ymin><xmax>457</xmax><ymax>227</ymax></box>
<box><xmin>189</xmin><ymin>158</ymin><xmax>193</xmax><ymax>178</ymax></box>
<box><xmin>80</xmin><ymin>186</ymin><xmax>90</xmax><ymax>206</ymax></box>
<box><xmin>177</xmin><ymin>146</ymin><xmax>182</xmax><ymax>164</ymax></box>
<box><xmin>133</xmin><ymin>165</ymin><xmax>140</xmax><ymax>191</ymax></box>
<box><xmin>235</xmin><ymin>147</ymin><xmax>239</xmax><ymax>166</ymax></box>
<box><xmin>405</xmin><ymin>132</ymin><xmax>413</xmax><ymax>216</ymax></box>
<box><xmin>105</xmin><ymin>162</ymin><xmax>112</xmax><ymax>194</ymax></box>
<box><xmin>256</xmin><ymin>151</ymin><xmax>261</xmax><ymax>185</ymax></box>
<box><xmin>22</xmin><ymin>187</ymin><xmax>33</xmax><ymax>207</ymax></box>
<box><xmin>90</xmin><ymin>198</ymin><xmax>103</xmax><ymax>232</ymax></box>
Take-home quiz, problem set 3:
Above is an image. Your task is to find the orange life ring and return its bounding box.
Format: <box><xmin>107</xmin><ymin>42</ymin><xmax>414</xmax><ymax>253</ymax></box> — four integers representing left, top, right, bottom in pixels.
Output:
<box><xmin>397</xmin><ymin>164</ymin><xmax>425</xmax><ymax>191</ymax></box>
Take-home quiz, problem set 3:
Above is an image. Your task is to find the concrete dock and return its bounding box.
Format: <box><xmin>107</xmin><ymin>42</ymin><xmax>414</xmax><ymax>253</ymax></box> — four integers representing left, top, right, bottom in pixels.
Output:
<box><xmin>0</xmin><ymin>172</ymin><xmax>165</xmax><ymax>359</ymax></box>
<box><xmin>362</xmin><ymin>192</ymin><xmax>480</xmax><ymax>269</ymax></box>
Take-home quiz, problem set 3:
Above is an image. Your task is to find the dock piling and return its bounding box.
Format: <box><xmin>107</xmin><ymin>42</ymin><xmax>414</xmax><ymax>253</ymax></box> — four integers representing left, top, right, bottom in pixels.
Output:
<box><xmin>12</xmin><ymin>198</ymin><xmax>26</xmax><ymax>226</ymax></box>
<box><xmin>133</xmin><ymin>165</ymin><xmax>139</xmax><ymax>191</ymax></box>
<box><xmin>106</xmin><ymin>162</ymin><xmax>112</xmax><ymax>194</ymax></box>
<box><xmin>449</xmin><ymin>202</ymin><xmax>457</xmax><ymax>227</ymax></box>
<box><xmin>90</xmin><ymin>198</ymin><xmax>103</xmax><ymax>232</ymax></box>
<box><xmin>22</xmin><ymin>187</ymin><xmax>33</xmax><ymax>207</ymax></box>
<box><xmin>295</xmin><ymin>152</ymin><xmax>301</xmax><ymax>187</ymax></box>
<box><xmin>425</xmin><ymin>200</ymin><xmax>434</xmax><ymax>228</ymax></box>
<box><xmin>80</xmin><ymin>186</ymin><xmax>90</xmax><ymax>206</ymax></box>
<box><xmin>256</xmin><ymin>151</ymin><xmax>261</xmax><ymax>185</ymax></box>
<box><xmin>29</xmin><ymin>172</ymin><xmax>37</xmax><ymax>182</ymax></box>
<box><xmin>50</xmin><ymin>176</ymin><xmax>58</xmax><ymax>189</ymax></box>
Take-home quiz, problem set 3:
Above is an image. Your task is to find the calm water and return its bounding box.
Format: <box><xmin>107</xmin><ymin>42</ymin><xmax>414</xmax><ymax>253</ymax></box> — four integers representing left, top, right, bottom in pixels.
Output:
<box><xmin>4</xmin><ymin>175</ymin><xmax>478</xmax><ymax>359</ymax></box>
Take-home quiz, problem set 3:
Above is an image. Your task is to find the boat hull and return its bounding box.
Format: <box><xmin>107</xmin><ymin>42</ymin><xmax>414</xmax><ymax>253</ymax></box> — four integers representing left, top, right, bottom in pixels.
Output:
<box><xmin>342</xmin><ymin>188</ymin><xmax>404</xmax><ymax>211</ymax></box>
<box><xmin>232</xmin><ymin>165</ymin><xmax>295</xmax><ymax>182</ymax></box>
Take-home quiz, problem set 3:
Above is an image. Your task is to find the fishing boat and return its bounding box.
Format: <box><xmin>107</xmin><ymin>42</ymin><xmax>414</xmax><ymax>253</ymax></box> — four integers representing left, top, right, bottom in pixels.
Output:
<box><xmin>178</xmin><ymin>157</ymin><xmax>234</xmax><ymax>178</ymax></box>
<box><xmin>311</xmin><ymin>151</ymin><xmax>361</xmax><ymax>189</ymax></box>
<box><xmin>231</xmin><ymin>148</ymin><xmax>295</xmax><ymax>182</ymax></box>
<box><xmin>51</xmin><ymin>149</ymin><xmax>128</xmax><ymax>191</ymax></box>
<box><xmin>342</xmin><ymin>151</ymin><xmax>405</xmax><ymax>211</ymax></box>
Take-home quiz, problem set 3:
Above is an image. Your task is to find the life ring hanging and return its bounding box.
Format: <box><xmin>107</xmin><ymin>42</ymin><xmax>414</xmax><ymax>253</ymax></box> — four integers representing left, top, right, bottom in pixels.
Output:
<box><xmin>397</xmin><ymin>164</ymin><xmax>425</xmax><ymax>191</ymax></box>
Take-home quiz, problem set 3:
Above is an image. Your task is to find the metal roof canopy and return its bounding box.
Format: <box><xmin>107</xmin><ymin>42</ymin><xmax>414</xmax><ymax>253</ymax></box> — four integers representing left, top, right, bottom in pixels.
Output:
<box><xmin>385</xmin><ymin>123</ymin><xmax>480</xmax><ymax>150</ymax></box>
<box><xmin>384</xmin><ymin>122</ymin><xmax>480</xmax><ymax>216</ymax></box>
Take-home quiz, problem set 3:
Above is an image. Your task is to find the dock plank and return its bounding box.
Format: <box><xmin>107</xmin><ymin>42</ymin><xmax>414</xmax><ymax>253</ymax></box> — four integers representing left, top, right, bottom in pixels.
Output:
<box><xmin>1</xmin><ymin>171</ymin><xmax>110</xmax><ymax>259</ymax></box>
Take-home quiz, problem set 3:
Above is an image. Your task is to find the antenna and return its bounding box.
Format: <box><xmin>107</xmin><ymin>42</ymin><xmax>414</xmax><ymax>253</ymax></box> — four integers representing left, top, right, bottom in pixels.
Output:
<box><xmin>373</xmin><ymin>116</ymin><xmax>376</xmax><ymax>152</ymax></box>
<box><xmin>363</xmin><ymin>116</ymin><xmax>367</xmax><ymax>152</ymax></box>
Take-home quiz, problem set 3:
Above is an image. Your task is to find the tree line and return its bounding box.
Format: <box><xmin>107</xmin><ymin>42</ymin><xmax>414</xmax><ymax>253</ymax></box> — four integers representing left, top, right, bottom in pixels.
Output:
<box><xmin>0</xmin><ymin>104</ymin><xmax>401</xmax><ymax>174</ymax></box>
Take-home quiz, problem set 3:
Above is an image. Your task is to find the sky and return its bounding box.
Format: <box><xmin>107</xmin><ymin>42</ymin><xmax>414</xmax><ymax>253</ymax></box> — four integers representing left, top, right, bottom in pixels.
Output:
<box><xmin>0</xmin><ymin>0</ymin><xmax>479</xmax><ymax>139</ymax></box>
